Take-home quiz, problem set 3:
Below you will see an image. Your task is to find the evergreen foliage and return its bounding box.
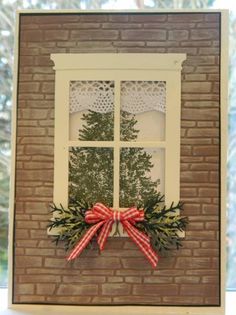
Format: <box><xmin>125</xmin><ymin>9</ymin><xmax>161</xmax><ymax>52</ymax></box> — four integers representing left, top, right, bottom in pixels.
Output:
<box><xmin>69</xmin><ymin>110</ymin><xmax>159</xmax><ymax>207</ymax></box>
<box><xmin>49</xmin><ymin>200</ymin><xmax>90</xmax><ymax>251</ymax></box>
<box><xmin>136</xmin><ymin>193</ymin><xmax>188</xmax><ymax>253</ymax></box>
<box><xmin>78</xmin><ymin>111</ymin><xmax>114</xmax><ymax>141</ymax></box>
<box><xmin>120</xmin><ymin>147</ymin><xmax>159</xmax><ymax>207</ymax></box>
<box><xmin>69</xmin><ymin>146</ymin><xmax>114</xmax><ymax>206</ymax></box>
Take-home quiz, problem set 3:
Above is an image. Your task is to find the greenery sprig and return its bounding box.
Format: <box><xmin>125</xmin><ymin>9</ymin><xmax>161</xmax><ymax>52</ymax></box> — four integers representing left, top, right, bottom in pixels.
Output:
<box><xmin>48</xmin><ymin>200</ymin><xmax>91</xmax><ymax>251</ymax></box>
<box><xmin>137</xmin><ymin>193</ymin><xmax>188</xmax><ymax>253</ymax></box>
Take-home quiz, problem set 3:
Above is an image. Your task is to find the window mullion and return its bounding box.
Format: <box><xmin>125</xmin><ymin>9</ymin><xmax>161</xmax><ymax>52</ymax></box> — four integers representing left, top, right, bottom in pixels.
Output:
<box><xmin>113</xmin><ymin>80</ymin><xmax>121</xmax><ymax>210</ymax></box>
<box><xmin>68</xmin><ymin>141</ymin><xmax>115</xmax><ymax>148</ymax></box>
<box><xmin>120</xmin><ymin>141</ymin><xmax>166</xmax><ymax>148</ymax></box>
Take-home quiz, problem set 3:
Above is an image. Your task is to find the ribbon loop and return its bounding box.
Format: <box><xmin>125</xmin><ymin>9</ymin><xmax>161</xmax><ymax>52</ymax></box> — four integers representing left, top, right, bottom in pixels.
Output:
<box><xmin>67</xmin><ymin>202</ymin><xmax>159</xmax><ymax>267</ymax></box>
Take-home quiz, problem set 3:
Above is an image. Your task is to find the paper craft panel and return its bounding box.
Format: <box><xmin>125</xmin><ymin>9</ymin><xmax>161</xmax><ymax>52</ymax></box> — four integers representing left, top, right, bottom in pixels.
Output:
<box><xmin>10</xmin><ymin>11</ymin><xmax>226</xmax><ymax>314</ymax></box>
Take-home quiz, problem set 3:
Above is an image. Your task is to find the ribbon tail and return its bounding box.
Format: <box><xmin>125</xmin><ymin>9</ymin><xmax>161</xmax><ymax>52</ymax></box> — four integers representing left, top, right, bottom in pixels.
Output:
<box><xmin>97</xmin><ymin>219</ymin><xmax>113</xmax><ymax>251</ymax></box>
<box><xmin>67</xmin><ymin>221</ymin><xmax>104</xmax><ymax>261</ymax></box>
<box><xmin>123</xmin><ymin>222</ymin><xmax>159</xmax><ymax>268</ymax></box>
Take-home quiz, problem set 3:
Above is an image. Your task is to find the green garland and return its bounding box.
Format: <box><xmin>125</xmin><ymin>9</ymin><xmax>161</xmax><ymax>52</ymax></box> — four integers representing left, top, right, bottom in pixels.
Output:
<box><xmin>48</xmin><ymin>194</ymin><xmax>188</xmax><ymax>255</ymax></box>
<box><xmin>136</xmin><ymin>194</ymin><xmax>188</xmax><ymax>253</ymax></box>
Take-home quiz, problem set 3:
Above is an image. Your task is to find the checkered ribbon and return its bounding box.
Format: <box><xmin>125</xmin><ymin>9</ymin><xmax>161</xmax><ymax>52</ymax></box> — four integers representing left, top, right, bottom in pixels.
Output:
<box><xmin>67</xmin><ymin>202</ymin><xmax>159</xmax><ymax>267</ymax></box>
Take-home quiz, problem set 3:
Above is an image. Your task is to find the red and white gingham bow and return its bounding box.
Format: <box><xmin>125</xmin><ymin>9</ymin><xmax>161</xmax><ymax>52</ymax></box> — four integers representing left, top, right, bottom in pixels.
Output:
<box><xmin>67</xmin><ymin>202</ymin><xmax>159</xmax><ymax>267</ymax></box>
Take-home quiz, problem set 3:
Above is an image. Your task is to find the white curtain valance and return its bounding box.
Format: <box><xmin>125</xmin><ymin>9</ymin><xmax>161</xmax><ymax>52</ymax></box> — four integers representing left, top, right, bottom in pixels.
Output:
<box><xmin>69</xmin><ymin>80</ymin><xmax>166</xmax><ymax>115</ymax></box>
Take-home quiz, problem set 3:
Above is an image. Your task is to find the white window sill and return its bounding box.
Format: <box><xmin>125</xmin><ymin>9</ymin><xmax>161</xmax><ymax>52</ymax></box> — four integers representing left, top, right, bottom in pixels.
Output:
<box><xmin>0</xmin><ymin>289</ymin><xmax>235</xmax><ymax>314</ymax></box>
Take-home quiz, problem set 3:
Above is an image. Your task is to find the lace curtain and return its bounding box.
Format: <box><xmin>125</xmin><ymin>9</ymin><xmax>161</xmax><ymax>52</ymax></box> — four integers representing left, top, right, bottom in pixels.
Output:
<box><xmin>69</xmin><ymin>80</ymin><xmax>166</xmax><ymax>114</ymax></box>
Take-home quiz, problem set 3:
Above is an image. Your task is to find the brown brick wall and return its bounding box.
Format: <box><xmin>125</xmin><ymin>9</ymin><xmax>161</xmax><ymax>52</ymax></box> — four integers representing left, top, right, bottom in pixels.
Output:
<box><xmin>13</xmin><ymin>12</ymin><xmax>220</xmax><ymax>305</ymax></box>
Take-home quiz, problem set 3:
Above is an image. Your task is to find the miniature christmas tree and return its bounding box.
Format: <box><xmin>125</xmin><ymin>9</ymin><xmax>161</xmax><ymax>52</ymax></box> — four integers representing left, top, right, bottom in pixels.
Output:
<box><xmin>69</xmin><ymin>110</ymin><xmax>159</xmax><ymax>207</ymax></box>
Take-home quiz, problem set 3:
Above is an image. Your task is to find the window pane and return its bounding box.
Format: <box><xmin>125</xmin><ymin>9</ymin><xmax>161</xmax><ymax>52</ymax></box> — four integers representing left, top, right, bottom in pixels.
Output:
<box><xmin>0</xmin><ymin>211</ymin><xmax>8</xmax><ymax>287</ymax></box>
<box><xmin>120</xmin><ymin>81</ymin><xmax>166</xmax><ymax>142</ymax></box>
<box><xmin>69</xmin><ymin>81</ymin><xmax>114</xmax><ymax>141</ymax></box>
<box><xmin>119</xmin><ymin>147</ymin><xmax>165</xmax><ymax>207</ymax></box>
<box><xmin>68</xmin><ymin>147</ymin><xmax>113</xmax><ymax>206</ymax></box>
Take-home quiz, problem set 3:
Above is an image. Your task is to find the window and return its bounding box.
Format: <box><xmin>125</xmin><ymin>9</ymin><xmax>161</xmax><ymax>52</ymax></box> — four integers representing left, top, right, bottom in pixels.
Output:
<box><xmin>51</xmin><ymin>54</ymin><xmax>186</xmax><ymax>219</ymax></box>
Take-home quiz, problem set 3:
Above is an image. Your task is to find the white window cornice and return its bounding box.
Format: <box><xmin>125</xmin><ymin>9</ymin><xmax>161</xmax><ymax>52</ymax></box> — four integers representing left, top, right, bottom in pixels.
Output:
<box><xmin>51</xmin><ymin>53</ymin><xmax>186</xmax><ymax>71</ymax></box>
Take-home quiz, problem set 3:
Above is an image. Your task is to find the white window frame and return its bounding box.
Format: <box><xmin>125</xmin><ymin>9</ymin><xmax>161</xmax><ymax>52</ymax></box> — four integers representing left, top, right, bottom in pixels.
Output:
<box><xmin>51</xmin><ymin>53</ymin><xmax>186</xmax><ymax>210</ymax></box>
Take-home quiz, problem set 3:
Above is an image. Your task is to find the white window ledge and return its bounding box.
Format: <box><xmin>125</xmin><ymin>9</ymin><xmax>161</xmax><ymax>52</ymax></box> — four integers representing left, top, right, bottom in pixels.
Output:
<box><xmin>0</xmin><ymin>289</ymin><xmax>235</xmax><ymax>315</ymax></box>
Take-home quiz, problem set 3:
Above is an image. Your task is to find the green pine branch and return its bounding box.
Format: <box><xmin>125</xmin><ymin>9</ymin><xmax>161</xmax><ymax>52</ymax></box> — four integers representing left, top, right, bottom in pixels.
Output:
<box><xmin>136</xmin><ymin>193</ymin><xmax>188</xmax><ymax>254</ymax></box>
<box><xmin>48</xmin><ymin>200</ymin><xmax>91</xmax><ymax>251</ymax></box>
<box><xmin>79</xmin><ymin>110</ymin><xmax>114</xmax><ymax>141</ymax></box>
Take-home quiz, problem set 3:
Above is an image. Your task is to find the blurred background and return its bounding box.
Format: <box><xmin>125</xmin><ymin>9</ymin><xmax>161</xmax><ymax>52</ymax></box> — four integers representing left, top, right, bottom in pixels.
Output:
<box><xmin>0</xmin><ymin>0</ymin><xmax>235</xmax><ymax>291</ymax></box>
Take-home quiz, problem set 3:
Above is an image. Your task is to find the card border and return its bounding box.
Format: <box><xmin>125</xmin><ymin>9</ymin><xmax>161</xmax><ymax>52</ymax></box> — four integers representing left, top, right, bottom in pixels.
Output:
<box><xmin>8</xmin><ymin>9</ymin><xmax>228</xmax><ymax>315</ymax></box>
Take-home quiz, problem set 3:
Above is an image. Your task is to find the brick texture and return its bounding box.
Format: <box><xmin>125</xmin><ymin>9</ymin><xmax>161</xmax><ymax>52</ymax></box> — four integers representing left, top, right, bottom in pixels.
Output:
<box><xmin>13</xmin><ymin>12</ymin><xmax>220</xmax><ymax>306</ymax></box>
